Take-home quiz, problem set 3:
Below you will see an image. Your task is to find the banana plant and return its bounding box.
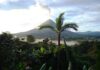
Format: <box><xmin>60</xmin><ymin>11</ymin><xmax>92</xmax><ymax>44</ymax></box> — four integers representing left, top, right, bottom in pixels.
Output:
<box><xmin>83</xmin><ymin>65</ymin><xmax>88</xmax><ymax>70</ymax></box>
<box><xmin>40</xmin><ymin>63</ymin><xmax>52</xmax><ymax>70</ymax></box>
<box><xmin>40</xmin><ymin>63</ymin><xmax>46</xmax><ymax>70</ymax></box>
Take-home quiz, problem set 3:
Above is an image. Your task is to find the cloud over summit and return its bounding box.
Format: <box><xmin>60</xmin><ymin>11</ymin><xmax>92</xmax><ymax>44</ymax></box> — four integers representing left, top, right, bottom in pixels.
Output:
<box><xmin>0</xmin><ymin>0</ymin><xmax>100</xmax><ymax>32</ymax></box>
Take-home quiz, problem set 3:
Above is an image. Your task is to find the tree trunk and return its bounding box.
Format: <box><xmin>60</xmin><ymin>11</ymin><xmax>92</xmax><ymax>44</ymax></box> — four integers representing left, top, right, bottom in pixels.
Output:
<box><xmin>58</xmin><ymin>32</ymin><xmax>61</xmax><ymax>46</ymax></box>
<box><xmin>57</xmin><ymin>32</ymin><xmax>61</xmax><ymax>70</ymax></box>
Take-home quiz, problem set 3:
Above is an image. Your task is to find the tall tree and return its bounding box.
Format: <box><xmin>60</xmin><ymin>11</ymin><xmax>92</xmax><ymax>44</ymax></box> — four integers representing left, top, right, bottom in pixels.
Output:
<box><xmin>39</xmin><ymin>12</ymin><xmax>78</xmax><ymax>46</ymax></box>
<box><xmin>27</xmin><ymin>35</ymin><xmax>35</xmax><ymax>43</ymax></box>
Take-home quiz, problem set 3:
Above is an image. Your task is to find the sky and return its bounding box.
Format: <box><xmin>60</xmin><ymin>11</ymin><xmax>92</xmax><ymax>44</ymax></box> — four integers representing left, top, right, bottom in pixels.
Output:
<box><xmin>0</xmin><ymin>0</ymin><xmax>100</xmax><ymax>33</ymax></box>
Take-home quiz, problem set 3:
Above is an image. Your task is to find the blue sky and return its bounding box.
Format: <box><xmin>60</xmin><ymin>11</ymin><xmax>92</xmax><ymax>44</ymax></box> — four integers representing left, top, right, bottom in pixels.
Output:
<box><xmin>0</xmin><ymin>0</ymin><xmax>100</xmax><ymax>33</ymax></box>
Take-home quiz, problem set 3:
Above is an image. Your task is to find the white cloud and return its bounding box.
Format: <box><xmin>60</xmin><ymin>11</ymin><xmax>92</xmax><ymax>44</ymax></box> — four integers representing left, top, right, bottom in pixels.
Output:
<box><xmin>0</xmin><ymin>0</ymin><xmax>19</xmax><ymax>4</ymax></box>
<box><xmin>0</xmin><ymin>0</ymin><xmax>7</xmax><ymax>4</ymax></box>
<box><xmin>9</xmin><ymin>0</ymin><xmax>19</xmax><ymax>2</ymax></box>
<box><xmin>0</xmin><ymin>4</ymin><xmax>50</xmax><ymax>33</ymax></box>
<box><xmin>64</xmin><ymin>11</ymin><xmax>100</xmax><ymax>32</ymax></box>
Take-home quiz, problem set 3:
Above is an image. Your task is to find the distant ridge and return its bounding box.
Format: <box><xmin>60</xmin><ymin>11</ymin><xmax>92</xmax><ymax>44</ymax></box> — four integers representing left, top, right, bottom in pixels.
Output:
<box><xmin>77</xmin><ymin>31</ymin><xmax>100</xmax><ymax>37</ymax></box>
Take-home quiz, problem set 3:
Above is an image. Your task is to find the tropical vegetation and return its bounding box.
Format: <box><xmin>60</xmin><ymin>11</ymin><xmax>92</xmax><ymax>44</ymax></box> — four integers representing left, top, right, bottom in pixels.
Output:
<box><xmin>0</xmin><ymin>32</ymin><xmax>99</xmax><ymax>70</ymax></box>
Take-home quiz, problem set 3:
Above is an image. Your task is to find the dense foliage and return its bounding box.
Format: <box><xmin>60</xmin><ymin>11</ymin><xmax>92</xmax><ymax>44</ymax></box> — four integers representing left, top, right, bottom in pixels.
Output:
<box><xmin>0</xmin><ymin>33</ymin><xmax>99</xmax><ymax>70</ymax></box>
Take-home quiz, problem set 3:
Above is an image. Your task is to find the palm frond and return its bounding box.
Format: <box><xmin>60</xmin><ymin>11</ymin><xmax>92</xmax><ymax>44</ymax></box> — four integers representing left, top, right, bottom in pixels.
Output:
<box><xmin>39</xmin><ymin>25</ymin><xmax>54</xmax><ymax>30</ymax></box>
<box><xmin>61</xmin><ymin>23</ymin><xmax>78</xmax><ymax>32</ymax></box>
<box><xmin>59</xmin><ymin>12</ymin><xmax>65</xmax><ymax>18</ymax></box>
<box><xmin>39</xmin><ymin>25</ymin><xmax>56</xmax><ymax>32</ymax></box>
<box><xmin>56</xmin><ymin>12</ymin><xmax>65</xmax><ymax>31</ymax></box>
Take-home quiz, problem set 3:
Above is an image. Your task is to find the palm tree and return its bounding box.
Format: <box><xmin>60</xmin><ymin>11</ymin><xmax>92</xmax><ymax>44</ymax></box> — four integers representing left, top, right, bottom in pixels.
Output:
<box><xmin>39</xmin><ymin>12</ymin><xmax>78</xmax><ymax>46</ymax></box>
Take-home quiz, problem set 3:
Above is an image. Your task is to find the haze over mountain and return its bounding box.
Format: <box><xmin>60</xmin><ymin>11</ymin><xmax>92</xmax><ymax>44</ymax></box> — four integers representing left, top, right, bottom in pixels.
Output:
<box><xmin>15</xmin><ymin>19</ymin><xmax>100</xmax><ymax>39</ymax></box>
